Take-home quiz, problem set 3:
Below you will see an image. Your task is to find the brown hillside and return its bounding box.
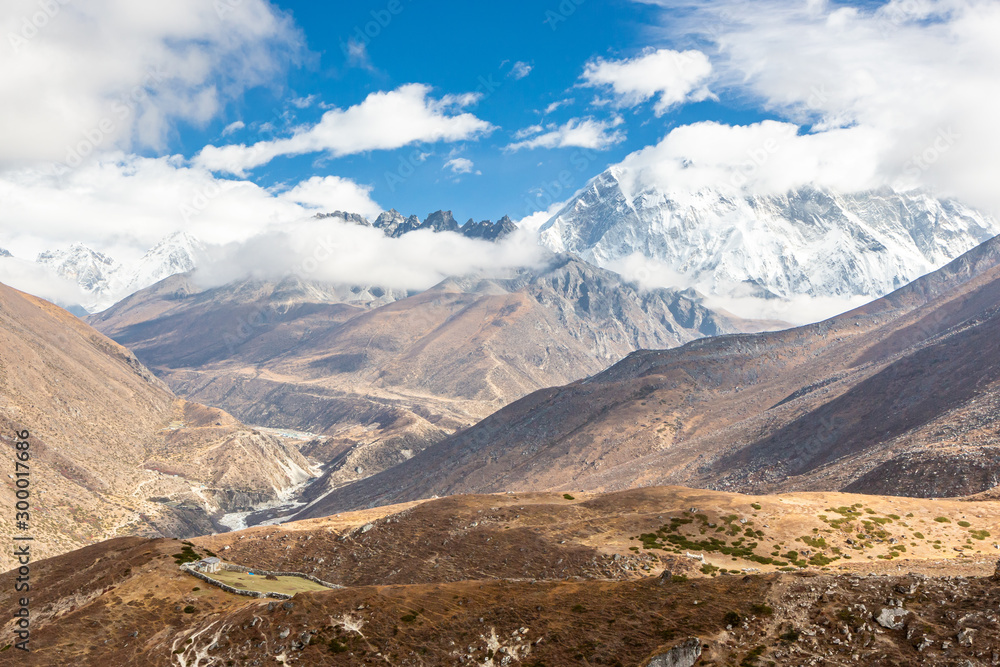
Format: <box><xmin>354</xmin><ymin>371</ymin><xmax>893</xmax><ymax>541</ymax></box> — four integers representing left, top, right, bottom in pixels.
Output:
<box><xmin>297</xmin><ymin>234</ymin><xmax>1000</xmax><ymax>517</ymax></box>
<box><xmin>0</xmin><ymin>282</ymin><xmax>312</xmax><ymax>569</ymax></box>
<box><xmin>1</xmin><ymin>486</ymin><xmax>998</xmax><ymax>666</ymax></box>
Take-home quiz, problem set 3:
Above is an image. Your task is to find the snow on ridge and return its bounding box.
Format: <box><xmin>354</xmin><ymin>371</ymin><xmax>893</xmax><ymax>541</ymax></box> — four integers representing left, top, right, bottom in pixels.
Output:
<box><xmin>37</xmin><ymin>232</ymin><xmax>205</xmax><ymax>313</ymax></box>
<box><xmin>538</xmin><ymin>169</ymin><xmax>1000</xmax><ymax>308</ymax></box>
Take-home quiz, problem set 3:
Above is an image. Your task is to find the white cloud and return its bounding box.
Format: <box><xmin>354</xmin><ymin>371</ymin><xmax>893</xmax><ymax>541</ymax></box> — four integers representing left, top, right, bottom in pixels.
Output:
<box><xmin>509</xmin><ymin>61</ymin><xmax>533</xmax><ymax>80</ymax></box>
<box><xmin>615</xmin><ymin>120</ymin><xmax>888</xmax><ymax>197</ymax></box>
<box><xmin>343</xmin><ymin>38</ymin><xmax>375</xmax><ymax>71</ymax></box>
<box><xmin>0</xmin><ymin>0</ymin><xmax>301</xmax><ymax>169</ymax></box>
<box><xmin>640</xmin><ymin>0</ymin><xmax>1000</xmax><ymax>214</ymax></box>
<box><xmin>195</xmin><ymin>84</ymin><xmax>495</xmax><ymax>175</ymax></box>
<box><xmin>0</xmin><ymin>154</ymin><xmax>381</xmax><ymax>260</ymax></box>
<box><xmin>516</xmin><ymin>200</ymin><xmax>569</xmax><ymax>233</ymax></box>
<box><xmin>0</xmin><ymin>255</ymin><xmax>88</xmax><ymax>308</ymax></box>
<box><xmin>543</xmin><ymin>99</ymin><xmax>574</xmax><ymax>114</ymax></box>
<box><xmin>280</xmin><ymin>176</ymin><xmax>382</xmax><ymax>218</ymax></box>
<box><xmin>580</xmin><ymin>48</ymin><xmax>713</xmax><ymax>115</ymax></box>
<box><xmin>506</xmin><ymin>117</ymin><xmax>625</xmax><ymax>151</ymax></box>
<box><xmin>289</xmin><ymin>94</ymin><xmax>318</xmax><ymax>109</ymax></box>
<box><xmin>221</xmin><ymin>120</ymin><xmax>245</xmax><ymax>136</ymax></box>
<box><xmin>444</xmin><ymin>157</ymin><xmax>477</xmax><ymax>175</ymax></box>
<box><xmin>193</xmin><ymin>218</ymin><xmax>551</xmax><ymax>293</ymax></box>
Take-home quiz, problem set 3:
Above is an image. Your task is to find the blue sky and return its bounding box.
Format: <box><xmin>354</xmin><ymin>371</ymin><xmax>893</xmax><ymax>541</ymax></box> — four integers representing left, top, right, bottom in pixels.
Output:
<box><xmin>2</xmin><ymin>0</ymin><xmax>998</xmax><ymax>278</ymax></box>
<box><xmin>169</xmin><ymin>0</ymin><xmax>767</xmax><ymax>223</ymax></box>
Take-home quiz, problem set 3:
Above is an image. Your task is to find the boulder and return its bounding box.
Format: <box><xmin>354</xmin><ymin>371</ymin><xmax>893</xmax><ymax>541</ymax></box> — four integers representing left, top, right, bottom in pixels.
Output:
<box><xmin>875</xmin><ymin>608</ymin><xmax>909</xmax><ymax>630</ymax></box>
<box><xmin>647</xmin><ymin>637</ymin><xmax>702</xmax><ymax>667</ymax></box>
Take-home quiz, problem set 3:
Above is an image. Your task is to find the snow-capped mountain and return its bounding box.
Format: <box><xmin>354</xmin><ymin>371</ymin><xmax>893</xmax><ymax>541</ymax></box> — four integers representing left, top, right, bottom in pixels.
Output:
<box><xmin>36</xmin><ymin>232</ymin><xmax>204</xmax><ymax>313</ymax></box>
<box><xmin>36</xmin><ymin>244</ymin><xmax>120</xmax><ymax>295</ymax></box>
<box><xmin>539</xmin><ymin>167</ymin><xmax>1000</xmax><ymax>317</ymax></box>
<box><xmin>115</xmin><ymin>231</ymin><xmax>204</xmax><ymax>300</ymax></box>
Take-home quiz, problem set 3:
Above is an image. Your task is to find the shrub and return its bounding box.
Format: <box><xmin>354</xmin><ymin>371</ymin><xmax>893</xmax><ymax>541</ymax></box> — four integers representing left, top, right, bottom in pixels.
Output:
<box><xmin>934</xmin><ymin>517</ymin><xmax>951</xmax><ymax>523</ymax></box>
<box><xmin>563</xmin><ymin>494</ymin><xmax>575</xmax><ymax>500</ymax></box>
<box><xmin>183</xmin><ymin>606</ymin><xmax>196</xmax><ymax>614</ymax></box>
<box><xmin>957</xmin><ymin>521</ymin><xmax>971</xmax><ymax>528</ymax></box>
<box><xmin>723</xmin><ymin>611</ymin><xmax>741</xmax><ymax>626</ymax></box>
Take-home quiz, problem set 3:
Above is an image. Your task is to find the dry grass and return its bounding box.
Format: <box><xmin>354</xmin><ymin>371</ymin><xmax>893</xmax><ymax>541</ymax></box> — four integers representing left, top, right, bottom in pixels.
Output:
<box><xmin>202</xmin><ymin>569</ymin><xmax>333</xmax><ymax>595</ymax></box>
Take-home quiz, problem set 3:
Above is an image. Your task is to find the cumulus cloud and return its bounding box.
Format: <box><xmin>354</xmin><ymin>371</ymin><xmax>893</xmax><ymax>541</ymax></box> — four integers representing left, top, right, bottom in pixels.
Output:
<box><xmin>636</xmin><ymin>0</ymin><xmax>1000</xmax><ymax>214</ymax></box>
<box><xmin>580</xmin><ymin>48</ymin><xmax>713</xmax><ymax>115</ymax></box>
<box><xmin>0</xmin><ymin>0</ymin><xmax>301</xmax><ymax>169</ymax></box>
<box><xmin>615</xmin><ymin>119</ymin><xmax>888</xmax><ymax>197</ymax></box>
<box><xmin>195</xmin><ymin>84</ymin><xmax>496</xmax><ymax>175</ymax></box>
<box><xmin>279</xmin><ymin>176</ymin><xmax>382</xmax><ymax>218</ymax></box>
<box><xmin>193</xmin><ymin>217</ymin><xmax>551</xmax><ymax>292</ymax></box>
<box><xmin>506</xmin><ymin>117</ymin><xmax>625</xmax><ymax>151</ymax></box>
<box><xmin>0</xmin><ymin>154</ymin><xmax>381</xmax><ymax>260</ymax></box>
<box><xmin>444</xmin><ymin>157</ymin><xmax>477</xmax><ymax>175</ymax></box>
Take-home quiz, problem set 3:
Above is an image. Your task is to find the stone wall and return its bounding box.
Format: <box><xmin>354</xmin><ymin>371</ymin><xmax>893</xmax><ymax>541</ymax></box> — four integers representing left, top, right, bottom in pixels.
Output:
<box><xmin>180</xmin><ymin>562</ymin><xmax>341</xmax><ymax>599</ymax></box>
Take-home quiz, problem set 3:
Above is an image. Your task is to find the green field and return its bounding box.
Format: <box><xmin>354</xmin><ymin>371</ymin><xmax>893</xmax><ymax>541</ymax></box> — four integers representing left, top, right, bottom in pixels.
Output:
<box><xmin>200</xmin><ymin>569</ymin><xmax>334</xmax><ymax>595</ymax></box>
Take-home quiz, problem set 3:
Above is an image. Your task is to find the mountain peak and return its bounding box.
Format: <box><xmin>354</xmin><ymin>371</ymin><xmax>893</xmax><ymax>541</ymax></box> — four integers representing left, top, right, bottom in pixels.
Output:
<box><xmin>421</xmin><ymin>210</ymin><xmax>460</xmax><ymax>233</ymax></box>
<box><xmin>540</xmin><ymin>171</ymin><xmax>1000</xmax><ymax>319</ymax></box>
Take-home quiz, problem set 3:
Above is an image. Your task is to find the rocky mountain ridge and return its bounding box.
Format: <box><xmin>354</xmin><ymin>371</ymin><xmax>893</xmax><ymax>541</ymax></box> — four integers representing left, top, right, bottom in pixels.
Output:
<box><xmin>88</xmin><ymin>255</ymin><xmax>773</xmax><ymax>503</ymax></box>
<box><xmin>297</xmin><ymin>230</ymin><xmax>1000</xmax><ymax>517</ymax></box>
<box><xmin>316</xmin><ymin>208</ymin><xmax>518</xmax><ymax>240</ymax></box>
<box><xmin>540</xmin><ymin>172</ymin><xmax>1000</xmax><ymax>319</ymax></box>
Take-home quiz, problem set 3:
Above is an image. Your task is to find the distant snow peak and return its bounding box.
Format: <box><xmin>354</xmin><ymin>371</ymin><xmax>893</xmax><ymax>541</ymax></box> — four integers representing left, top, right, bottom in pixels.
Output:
<box><xmin>36</xmin><ymin>233</ymin><xmax>205</xmax><ymax>313</ymax></box>
<box><xmin>539</xmin><ymin>169</ymin><xmax>1000</xmax><ymax>320</ymax></box>
<box><xmin>36</xmin><ymin>244</ymin><xmax>121</xmax><ymax>294</ymax></box>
